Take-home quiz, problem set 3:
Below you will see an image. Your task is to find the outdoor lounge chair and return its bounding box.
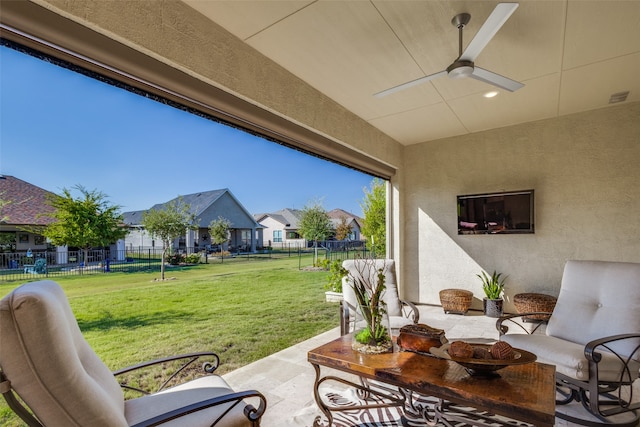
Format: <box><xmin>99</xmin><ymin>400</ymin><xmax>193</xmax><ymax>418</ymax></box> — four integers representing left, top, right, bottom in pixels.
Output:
<box><xmin>0</xmin><ymin>280</ymin><xmax>266</xmax><ymax>427</ymax></box>
<box><xmin>340</xmin><ymin>258</ymin><xmax>419</xmax><ymax>336</ymax></box>
<box><xmin>497</xmin><ymin>260</ymin><xmax>640</xmax><ymax>426</ymax></box>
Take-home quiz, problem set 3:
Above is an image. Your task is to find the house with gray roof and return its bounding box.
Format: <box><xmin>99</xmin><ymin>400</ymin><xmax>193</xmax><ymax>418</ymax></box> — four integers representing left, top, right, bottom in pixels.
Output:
<box><xmin>123</xmin><ymin>189</ymin><xmax>262</xmax><ymax>253</ymax></box>
<box><xmin>255</xmin><ymin>207</ymin><xmax>364</xmax><ymax>249</ymax></box>
<box><xmin>254</xmin><ymin>208</ymin><xmax>304</xmax><ymax>249</ymax></box>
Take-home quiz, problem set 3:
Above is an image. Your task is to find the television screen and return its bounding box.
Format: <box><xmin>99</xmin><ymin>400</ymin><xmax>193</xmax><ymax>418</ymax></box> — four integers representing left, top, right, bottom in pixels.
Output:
<box><xmin>457</xmin><ymin>190</ymin><xmax>534</xmax><ymax>234</ymax></box>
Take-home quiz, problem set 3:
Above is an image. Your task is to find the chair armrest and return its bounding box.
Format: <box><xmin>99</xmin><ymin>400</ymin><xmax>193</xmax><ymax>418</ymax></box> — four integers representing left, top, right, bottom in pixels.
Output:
<box><xmin>400</xmin><ymin>300</ymin><xmax>420</xmax><ymax>324</ymax></box>
<box><xmin>584</xmin><ymin>333</ymin><xmax>640</xmax><ymax>364</ymax></box>
<box><xmin>495</xmin><ymin>312</ymin><xmax>551</xmax><ymax>336</ymax></box>
<box><xmin>129</xmin><ymin>389</ymin><xmax>267</xmax><ymax>427</ymax></box>
<box><xmin>113</xmin><ymin>352</ymin><xmax>220</xmax><ymax>395</ymax></box>
<box><xmin>583</xmin><ymin>333</ymin><xmax>640</xmax><ymax>417</ymax></box>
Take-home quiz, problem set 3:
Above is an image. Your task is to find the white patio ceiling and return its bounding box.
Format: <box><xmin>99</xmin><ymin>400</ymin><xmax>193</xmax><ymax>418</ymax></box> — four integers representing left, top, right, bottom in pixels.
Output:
<box><xmin>182</xmin><ymin>0</ymin><xmax>640</xmax><ymax>145</ymax></box>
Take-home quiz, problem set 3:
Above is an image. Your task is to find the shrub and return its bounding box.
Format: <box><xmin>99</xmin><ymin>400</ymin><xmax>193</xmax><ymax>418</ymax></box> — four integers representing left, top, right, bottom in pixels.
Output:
<box><xmin>325</xmin><ymin>259</ymin><xmax>347</xmax><ymax>293</ymax></box>
<box><xmin>184</xmin><ymin>253</ymin><xmax>201</xmax><ymax>264</ymax></box>
<box><xmin>166</xmin><ymin>253</ymin><xmax>184</xmax><ymax>265</ymax></box>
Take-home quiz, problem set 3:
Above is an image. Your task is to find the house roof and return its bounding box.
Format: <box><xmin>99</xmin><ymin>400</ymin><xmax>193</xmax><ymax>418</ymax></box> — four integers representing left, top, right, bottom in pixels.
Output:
<box><xmin>123</xmin><ymin>188</ymin><xmax>261</xmax><ymax>228</ymax></box>
<box><xmin>257</xmin><ymin>208</ymin><xmax>362</xmax><ymax>230</ymax></box>
<box><xmin>256</xmin><ymin>208</ymin><xmax>303</xmax><ymax>230</ymax></box>
<box><xmin>327</xmin><ymin>208</ymin><xmax>363</xmax><ymax>229</ymax></box>
<box><xmin>0</xmin><ymin>175</ymin><xmax>56</xmax><ymax>226</ymax></box>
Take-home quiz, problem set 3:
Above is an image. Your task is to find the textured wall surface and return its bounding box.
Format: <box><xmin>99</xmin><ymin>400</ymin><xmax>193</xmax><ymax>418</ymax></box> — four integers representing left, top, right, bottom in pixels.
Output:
<box><xmin>403</xmin><ymin>102</ymin><xmax>640</xmax><ymax>310</ymax></box>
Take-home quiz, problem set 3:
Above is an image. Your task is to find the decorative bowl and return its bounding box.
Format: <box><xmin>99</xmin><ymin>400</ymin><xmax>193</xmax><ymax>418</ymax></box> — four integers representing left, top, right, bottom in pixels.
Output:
<box><xmin>444</xmin><ymin>343</ymin><xmax>537</xmax><ymax>377</ymax></box>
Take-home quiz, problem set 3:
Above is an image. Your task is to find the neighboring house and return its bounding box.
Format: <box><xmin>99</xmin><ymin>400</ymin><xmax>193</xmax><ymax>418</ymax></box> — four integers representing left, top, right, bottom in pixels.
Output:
<box><xmin>123</xmin><ymin>189</ymin><xmax>262</xmax><ymax>253</ymax></box>
<box><xmin>326</xmin><ymin>208</ymin><xmax>363</xmax><ymax>241</ymax></box>
<box><xmin>255</xmin><ymin>207</ymin><xmax>364</xmax><ymax>248</ymax></box>
<box><xmin>0</xmin><ymin>175</ymin><xmax>55</xmax><ymax>254</ymax></box>
<box><xmin>254</xmin><ymin>208</ymin><xmax>304</xmax><ymax>249</ymax></box>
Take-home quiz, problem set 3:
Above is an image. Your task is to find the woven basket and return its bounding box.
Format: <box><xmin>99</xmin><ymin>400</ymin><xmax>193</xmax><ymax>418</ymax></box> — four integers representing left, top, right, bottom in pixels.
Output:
<box><xmin>439</xmin><ymin>289</ymin><xmax>473</xmax><ymax>315</ymax></box>
<box><xmin>513</xmin><ymin>293</ymin><xmax>557</xmax><ymax>321</ymax></box>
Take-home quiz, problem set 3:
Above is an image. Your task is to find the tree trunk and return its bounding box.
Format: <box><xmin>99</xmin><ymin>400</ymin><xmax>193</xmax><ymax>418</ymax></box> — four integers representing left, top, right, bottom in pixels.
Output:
<box><xmin>161</xmin><ymin>246</ymin><xmax>167</xmax><ymax>280</ymax></box>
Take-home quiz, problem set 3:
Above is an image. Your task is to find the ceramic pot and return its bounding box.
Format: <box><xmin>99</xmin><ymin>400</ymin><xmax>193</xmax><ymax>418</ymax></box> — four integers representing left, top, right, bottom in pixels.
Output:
<box><xmin>483</xmin><ymin>297</ymin><xmax>504</xmax><ymax>318</ymax></box>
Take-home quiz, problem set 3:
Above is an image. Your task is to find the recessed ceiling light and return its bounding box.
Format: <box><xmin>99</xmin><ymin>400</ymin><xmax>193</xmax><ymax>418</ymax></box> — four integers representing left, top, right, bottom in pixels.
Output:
<box><xmin>483</xmin><ymin>91</ymin><xmax>499</xmax><ymax>98</ymax></box>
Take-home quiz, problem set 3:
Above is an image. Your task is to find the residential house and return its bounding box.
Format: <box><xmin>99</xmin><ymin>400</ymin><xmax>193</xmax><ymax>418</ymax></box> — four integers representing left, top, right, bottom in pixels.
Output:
<box><xmin>254</xmin><ymin>208</ymin><xmax>304</xmax><ymax>249</ymax></box>
<box><xmin>123</xmin><ymin>189</ymin><xmax>262</xmax><ymax>253</ymax></box>
<box><xmin>0</xmin><ymin>176</ymin><xmax>56</xmax><ymax>265</ymax></box>
<box><xmin>4</xmin><ymin>1</ymin><xmax>639</xmax><ymax>313</ymax></box>
<box><xmin>255</xmin><ymin>208</ymin><xmax>364</xmax><ymax>249</ymax></box>
<box><xmin>327</xmin><ymin>208</ymin><xmax>363</xmax><ymax>242</ymax></box>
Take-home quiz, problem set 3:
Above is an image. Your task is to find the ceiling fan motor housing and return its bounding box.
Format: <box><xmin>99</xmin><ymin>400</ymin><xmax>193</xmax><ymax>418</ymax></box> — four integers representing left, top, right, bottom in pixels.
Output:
<box><xmin>447</xmin><ymin>60</ymin><xmax>474</xmax><ymax>79</ymax></box>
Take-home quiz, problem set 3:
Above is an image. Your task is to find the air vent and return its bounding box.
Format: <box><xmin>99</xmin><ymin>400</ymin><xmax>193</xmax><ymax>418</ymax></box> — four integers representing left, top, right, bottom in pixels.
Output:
<box><xmin>609</xmin><ymin>91</ymin><xmax>629</xmax><ymax>104</ymax></box>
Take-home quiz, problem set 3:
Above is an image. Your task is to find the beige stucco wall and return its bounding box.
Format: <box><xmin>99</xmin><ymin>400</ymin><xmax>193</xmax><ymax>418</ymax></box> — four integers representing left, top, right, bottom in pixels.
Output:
<box><xmin>402</xmin><ymin>101</ymin><xmax>640</xmax><ymax>312</ymax></box>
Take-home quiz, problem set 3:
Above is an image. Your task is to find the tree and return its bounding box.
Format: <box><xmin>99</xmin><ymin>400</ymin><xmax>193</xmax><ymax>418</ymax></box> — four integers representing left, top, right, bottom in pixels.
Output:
<box><xmin>360</xmin><ymin>178</ymin><xmax>386</xmax><ymax>256</ymax></box>
<box><xmin>208</xmin><ymin>216</ymin><xmax>231</xmax><ymax>253</ymax></box>
<box><xmin>43</xmin><ymin>185</ymin><xmax>127</xmax><ymax>270</ymax></box>
<box><xmin>141</xmin><ymin>198</ymin><xmax>195</xmax><ymax>280</ymax></box>
<box><xmin>335</xmin><ymin>216</ymin><xmax>352</xmax><ymax>241</ymax></box>
<box><xmin>298</xmin><ymin>199</ymin><xmax>333</xmax><ymax>265</ymax></box>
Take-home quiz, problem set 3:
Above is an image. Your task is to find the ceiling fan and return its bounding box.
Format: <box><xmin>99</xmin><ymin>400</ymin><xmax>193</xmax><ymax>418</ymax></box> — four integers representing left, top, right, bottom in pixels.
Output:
<box><xmin>374</xmin><ymin>3</ymin><xmax>524</xmax><ymax>98</ymax></box>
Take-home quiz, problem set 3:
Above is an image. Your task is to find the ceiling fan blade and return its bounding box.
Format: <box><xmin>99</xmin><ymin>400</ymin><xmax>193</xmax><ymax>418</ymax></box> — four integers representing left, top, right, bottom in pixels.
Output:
<box><xmin>459</xmin><ymin>3</ymin><xmax>519</xmax><ymax>62</ymax></box>
<box><xmin>469</xmin><ymin>67</ymin><xmax>524</xmax><ymax>92</ymax></box>
<box><xmin>374</xmin><ymin>70</ymin><xmax>447</xmax><ymax>98</ymax></box>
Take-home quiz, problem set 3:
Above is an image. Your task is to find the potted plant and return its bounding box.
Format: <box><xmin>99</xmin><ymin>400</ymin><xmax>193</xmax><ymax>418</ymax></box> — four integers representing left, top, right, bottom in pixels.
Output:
<box><xmin>349</xmin><ymin>258</ymin><xmax>392</xmax><ymax>354</ymax></box>
<box><xmin>477</xmin><ymin>270</ymin><xmax>507</xmax><ymax>318</ymax></box>
<box><xmin>324</xmin><ymin>259</ymin><xmax>346</xmax><ymax>302</ymax></box>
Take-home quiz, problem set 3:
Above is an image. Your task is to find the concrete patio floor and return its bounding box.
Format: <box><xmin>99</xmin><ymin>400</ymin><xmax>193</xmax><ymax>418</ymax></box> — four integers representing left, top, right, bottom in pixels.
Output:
<box><xmin>222</xmin><ymin>305</ymin><xmax>632</xmax><ymax>426</ymax></box>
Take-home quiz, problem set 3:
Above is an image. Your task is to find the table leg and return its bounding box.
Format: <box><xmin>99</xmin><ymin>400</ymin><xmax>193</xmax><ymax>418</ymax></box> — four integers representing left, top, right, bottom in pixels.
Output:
<box><xmin>310</xmin><ymin>363</ymin><xmax>406</xmax><ymax>426</ymax></box>
<box><xmin>311</xmin><ymin>363</ymin><xmax>333</xmax><ymax>427</ymax></box>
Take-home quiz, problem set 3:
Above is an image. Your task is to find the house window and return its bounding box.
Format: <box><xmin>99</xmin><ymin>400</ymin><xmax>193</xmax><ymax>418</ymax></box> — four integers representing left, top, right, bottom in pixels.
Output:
<box><xmin>241</xmin><ymin>230</ymin><xmax>251</xmax><ymax>246</ymax></box>
<box><xmin>286</xmin><ymin>231</ymin><xmax>300</xmax><ymax>239</ymax></box>
<box><xmin>273</xmin><ymin>230</ymin><xmax>282</xmax><ymax>243</ymax></box>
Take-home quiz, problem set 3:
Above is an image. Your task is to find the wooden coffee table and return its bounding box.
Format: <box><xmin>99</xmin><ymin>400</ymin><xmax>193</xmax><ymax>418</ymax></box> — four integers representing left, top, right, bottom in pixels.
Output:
<box><xmin>308</xmin><ymin>334</ymin><xmax>555</xmax><ymax>426</ymax></box>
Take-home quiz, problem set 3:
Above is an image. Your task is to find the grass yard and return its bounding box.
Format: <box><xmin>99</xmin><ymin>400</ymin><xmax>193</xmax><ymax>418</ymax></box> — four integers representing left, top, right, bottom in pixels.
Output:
<box><xmin>0</xmin><ymin>255</ymin><xmax>338</xmax><ymax>426</ymax></box>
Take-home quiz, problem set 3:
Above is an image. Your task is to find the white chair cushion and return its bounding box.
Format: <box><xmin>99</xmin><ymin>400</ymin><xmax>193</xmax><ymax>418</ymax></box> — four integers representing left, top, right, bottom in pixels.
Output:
<box><xmin>504</xmin><ymin>329</ymin><xmax>640</xmax><ymax>382</ymax></box>
<box><xmin>125</xmin><ymin>376</ymin><xmax>254</xmax><ymax>427</ymax></box>
<box><xmin>547</xmin><ymin>260</ymin><xmax>640</xmax><ymax>360</ymax></box>
<box><xmin>342</xmin><ymin>259</ymin><xmax>403</xmax><ymax>316</ymax></box>
<box><xmin>0</xmin><ymin>280</ymin><xmax>126</xmax><ymax>427</ymax></box>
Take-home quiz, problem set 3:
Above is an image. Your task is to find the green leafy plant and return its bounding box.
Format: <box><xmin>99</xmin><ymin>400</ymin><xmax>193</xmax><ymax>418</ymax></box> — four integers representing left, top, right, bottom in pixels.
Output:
<box><xmin>350</xmin><ymin>260</ymin><xmax>390</xmax><ymax>347</ymax></box>
<box><xmin>477</xmin><ymin>270</ymin><xmax>507</xmax><ymax>299</ymax></box>
<box><xmin>325</xmin><ymin>260</ymin><xmax>347</xmax><ymax>293</ymax></box>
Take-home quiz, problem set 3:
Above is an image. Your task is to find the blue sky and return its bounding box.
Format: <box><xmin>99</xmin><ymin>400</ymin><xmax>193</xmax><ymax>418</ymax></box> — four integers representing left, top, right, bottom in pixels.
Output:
<box><xmin>0</xmin><ymin>45</ymin><xmax>375</xmax><ymax>216</ymax></box>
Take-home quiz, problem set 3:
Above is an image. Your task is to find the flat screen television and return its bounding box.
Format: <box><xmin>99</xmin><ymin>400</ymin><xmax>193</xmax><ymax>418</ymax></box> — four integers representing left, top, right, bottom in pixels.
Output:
<box><xmin>457</xmin><ymin>190</ymin><xmax>534</xmax><ymax>234</ymax></box>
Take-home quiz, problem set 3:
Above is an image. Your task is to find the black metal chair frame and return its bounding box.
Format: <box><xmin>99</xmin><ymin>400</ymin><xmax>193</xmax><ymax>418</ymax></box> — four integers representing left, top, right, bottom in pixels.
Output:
<box><xmin>1</xmin><ymin>351</ymin><xmax>267</xmax><ymax>427</ymax></box>
<box><xmin>497</xmin><ymin>312</ymin><xmax>640</xmax><ymax>427</ymax></box>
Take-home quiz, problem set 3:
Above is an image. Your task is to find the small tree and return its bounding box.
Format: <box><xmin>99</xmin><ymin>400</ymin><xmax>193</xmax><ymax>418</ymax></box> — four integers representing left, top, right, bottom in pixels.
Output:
<box><xmin>298</xmin><ymin>199</ymin><xmax>333</xmax><ymax>265</ymax></box>
<box><xmin>335</xmin><ymin>216</ymin><xmax>352</xmax><ymax>240</ymax></box>
<box><xmin>208</xmin><ymin>216</ymin><xmax>231</xmax><ymax>253</ymax></box>
<box><xmin>43</xmin><ymin>185</ymin><xmax>127</xmax><ymax>270</ymax></box>
<box><xmin>360</xmin><ymin>178</ymin><xmax>386</xmax><ymax>256</ymax></box>
<box><xmin>141</xmin><ymin>198</ymin><xmax>195</xmax><ymax>280</ymax></box>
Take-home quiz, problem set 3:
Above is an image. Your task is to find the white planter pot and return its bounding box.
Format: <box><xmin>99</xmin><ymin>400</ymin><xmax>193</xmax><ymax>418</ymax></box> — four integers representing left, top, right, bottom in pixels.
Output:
<box><xmin>325</xmin><ymin>291</ymin><xmax>343</xmax><ymax>303</ymax></box>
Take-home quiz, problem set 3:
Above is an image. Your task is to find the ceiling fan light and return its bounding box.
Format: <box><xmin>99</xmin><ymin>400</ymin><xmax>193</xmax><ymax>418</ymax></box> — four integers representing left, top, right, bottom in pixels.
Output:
<box><xmin>448</xmin><ymin>65</ymin><xmax>473</xmax><ymax>79</ymax></box>
<box><xmin>446</xmin><ymin>60</ymin><xmax>475</xmax><ymax>80</ymax></box>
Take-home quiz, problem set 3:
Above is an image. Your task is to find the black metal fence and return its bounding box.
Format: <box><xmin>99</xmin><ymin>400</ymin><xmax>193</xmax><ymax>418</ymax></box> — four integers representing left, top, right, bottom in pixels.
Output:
<box><xmin>0</xmin><ymin>240</ymin><xmax>374</xmax><ymax>282</ymax></box>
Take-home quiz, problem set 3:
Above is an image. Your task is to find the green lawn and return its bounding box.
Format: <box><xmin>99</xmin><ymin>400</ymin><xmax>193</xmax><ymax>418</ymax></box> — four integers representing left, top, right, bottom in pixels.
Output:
<box><xmin>0</xmin><ymin>255</ymin><xmax>338</xmax><ymax>426</ymax></box>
